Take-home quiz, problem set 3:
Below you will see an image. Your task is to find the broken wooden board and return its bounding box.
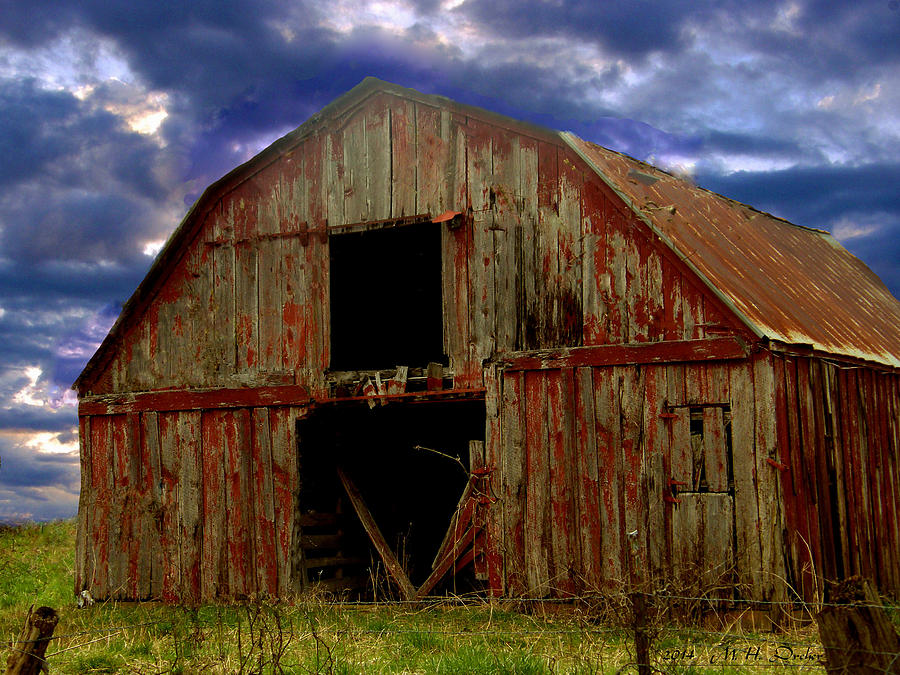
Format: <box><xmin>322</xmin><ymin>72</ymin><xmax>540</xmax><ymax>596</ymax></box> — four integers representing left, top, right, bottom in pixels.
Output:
<box><xmin>337</xmin><ymin>467</ymin><xmax>416</xmax><ymax>600</ymax></box>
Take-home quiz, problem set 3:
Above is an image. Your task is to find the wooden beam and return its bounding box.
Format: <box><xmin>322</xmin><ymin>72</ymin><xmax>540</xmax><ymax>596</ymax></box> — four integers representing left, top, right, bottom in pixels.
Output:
<box><xmin>79</xmin><ymin>384</ymin><xmax>311</xmax><ymax>416</ymax></box>
<box><xmin>497</xmin><ymin>337</ymin><xmax>749</xmax><ymax>372</ymax></box>
<box><xmin>336</xmin><ymin>467</ymin><xmax>416</xmax><ymax>601</ymax></box>
<box><xmin>431</xmin><ymin>477</ymin><xmax>477</xmax><ymax>569</ymax></box>
<box><xmin>416</xmin><ymin>526</ymin><xmax>478</xmax><ymax>599</ymax></box>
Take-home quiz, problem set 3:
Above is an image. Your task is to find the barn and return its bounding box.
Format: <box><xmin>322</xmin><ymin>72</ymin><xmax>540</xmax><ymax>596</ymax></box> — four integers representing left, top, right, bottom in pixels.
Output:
<box><xmin>74</xmin><ymin>78</ymin><xmax>900</xmax><ymax>607</ymax></box>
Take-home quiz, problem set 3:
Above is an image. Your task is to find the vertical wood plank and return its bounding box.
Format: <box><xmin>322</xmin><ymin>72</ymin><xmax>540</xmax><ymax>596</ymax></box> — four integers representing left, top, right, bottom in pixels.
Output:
<box><xmin>524</xmin><ymin>371</ymin><xmax>550</xmax><ymax>595</ymax></box>
<box><xmin>75</xmin><ymin>416</ymin><xmax>92</xmax><ymax>594</ymax></box>
<box><xmin>581</xmin><ymin>180</ymin><xmax>607</xmax><ymax>346</ymax></box>
<box><xmin>643</xmin><ymin>365</ymin><xmax>668</xmax><ymax>586</ymax></box>
<box><xmin>325</xmin><ymin>130</ymin><xmax>345</xmax><ymax>228</ymax></box>
<box><xmin>140</xmin><ymin>412</ymin><xmax>163</xmax><ymax>598</ymax></box>
<box><xmin>703</xmin><ymin>407</ymin><xmax>728</xmax><ymax>492</ymax></box>
<box><xmin>212</xmin><ymin>203</ymin><xmax>236</xmax><ymax>379</ymax></box>
<box><xmin>482</xmin><ymin>364</ymin><xmax>504</xmax><ymax>595</ymax></box>
<box><xmin>517</xmin><ymin>139</ymin><xmax>540</xmax><ymax>351</ymax></box>
<box><xmin>443</xmin><ymin>121</ymin><xmax>471</xmax><ymax>383</ymax></box>
<box><xmin>619</xmin><ymin>366</ymin><xmax>647</xmax><ymax>583</ymax></box>
<box><xmin>270</xmin><ymin>406</ymin><xmax>299</xmax><ymax>595</ymax></box>
<box><xmin>415</xmin><ymin>104</ymin><xmax>449</xmax><ymax>217</ymax></box>
<box><xmin>661</xmin><ymin>258</ymin><xmax>684</xmax><ymax>341</ymax></box>
<box><xmin>467</xmin><ymin>123</ymin><xmax>494</xmax><ymax>366</ymax></box>
<box><xmin>500</xmin><ymin>370</ymin><xmax>526</xmax><ymax>595</ymax></box>
<box><xmin>234</xmin><ymin>237</ymin><xmax>259</xmax><ymax>374</ymax></box>
<box><xmin>574</xmin><ymin>367</ymin><xmax>603</xmax><ymax>589</ymax></box>
<box><xmin>343</xmin><ymin>112</ymin><xmax>368</xmax><ymax>223</ymax></box>
<box><xmin>546</xmin><ymin>368</ymin><xmax>577</xmax><ymax>595</ymax></box>
<box><xmin>491</xmin><ymin>132</ymin><xmax>520</xmax><ymax>354</ymax></box>
<box><xmin>366</xmin><ymin>100</ymin><xmax>392</xmax><ymax>221</ymax></box>
<box><xmin>729</xmin><ymin>361</ymin><xmax>763</xmax><ymax>597</ymax></box>
<box><xmin>557</xmin><ymin>150</ymin><xmax>583</xmax><ymax>347</ymax></box>
<box><xmin>257</xmin><ymin>188</ymin><xmax>284</xmax><ymax>373</ymax></box>
<box><xmin>225</xmin><ymin>408</ymin><xmax>254</xmax><ymax>598</ymax></box>
<box><xmin>108</xmin><ymin>414</ymin><xmax>128</xmax><ymax>598</ymax></box>
<box><xmin>595</xmin><ymin>367</ymin><xmax>624</xmax><ymax>587</ymax></box>
<box><xmin>391</xmin><ymin>98</ymin><xmax>417</xmax><ymax>217</ymax></box>
<box><xmin>251</xmin><ymin>408</ymin><xmax>278</xmax><ymax>595</ymax></box>
<box><xmin>89</xmin><ymin>416</ymin><xmax>113</xmax><ymax>599</ymax></box>
<box><xmin>752</xmin><ymin>352</ymin><xmax>786</xmax><ymax>604</ymax></box>
<box><xmin>178</xmin><ymin>410</ymin><xmax>202</xmax><ymax>604</ymax></box>
<box><xmin>158</xmin><ymin>412</ymin><xmax>181</xmax><ymax>602</ymax></box>
<box><xmin>702</xmin><ymin>493</ymin><xmax>735</xmax><ymax>589</ymax></box>
<box><xmin>200</xmin><ymin>410</ymin><xmax>227</xmax><ymax>600</ymax></box>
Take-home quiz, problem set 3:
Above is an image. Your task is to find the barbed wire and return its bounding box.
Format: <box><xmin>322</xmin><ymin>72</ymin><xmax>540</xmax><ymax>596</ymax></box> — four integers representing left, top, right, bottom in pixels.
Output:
<box><xmin>5</xmin><ymin>593</ymin><xmax>898</xmax><ymax>669</ymax></box>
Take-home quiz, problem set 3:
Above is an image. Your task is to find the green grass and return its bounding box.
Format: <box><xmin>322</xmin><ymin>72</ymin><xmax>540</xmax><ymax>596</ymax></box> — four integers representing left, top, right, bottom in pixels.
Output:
<box><xmin>0</xmin><ymin>521</ymin><xmax>827</xmax><ymax>674</ymax></box>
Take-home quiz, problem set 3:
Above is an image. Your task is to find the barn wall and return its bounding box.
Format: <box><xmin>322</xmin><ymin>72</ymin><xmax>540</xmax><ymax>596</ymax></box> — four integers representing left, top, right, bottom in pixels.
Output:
<box><xmin>86</xmin><ymin>91</ymin><xmax>744</xmax><ymax>398</ymax></box>
<box><xmin>77</xmin><ymin>89</ymin><xmax>757</xmax><ymax>602</ymax></box>
<box><xmin>75</xmin><ymin>406</ymin><xmax>304</xmax><ymax>602</ymax></box>
<box><xmin>487</xmin><ymin>352</ymin><xmax>788</xmax><ymax>602</ymax></box>
<box><xmin>772</xmin><ymin>354</ymin><xmax>900</xmax><ymax>599</ymax></box>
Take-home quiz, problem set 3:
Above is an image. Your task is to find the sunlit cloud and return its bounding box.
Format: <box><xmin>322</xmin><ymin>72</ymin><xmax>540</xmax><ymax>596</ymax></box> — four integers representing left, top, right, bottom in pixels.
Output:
<box><xmin>12</xmin><ymin>366</ymin><xmax>44</xmax><ymax>407</ymax></box>
<box><xmin>832</xmin><ymin>220</ymin><xmax>881</xmax><ymax>241</ymax></box>
<box><xmin>142</xmin><ymin>240</ymin><xmax>165</xmax><ymax>257</ymax></box>
<box><xmin>24</xmin><ymin>431</ymin><xmax>79</xmax><ymax>455</ymax></box>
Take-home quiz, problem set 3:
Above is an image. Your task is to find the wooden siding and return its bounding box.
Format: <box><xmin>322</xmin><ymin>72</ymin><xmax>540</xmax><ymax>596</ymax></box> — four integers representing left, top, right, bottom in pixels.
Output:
<box><xmin>85</xmin><ymin>91</ymin><xmax>744</xmax><ymax>399</ymax></box>
<box><xmin>489</xmin><ymin>352</ymin><xmax>789</xmax><ymax>602</ymax></box>
<box><xmin>74</xmin><ymin>405</ymin><xmax>304</xmax><ymax>602</ymax></box>
<box><xmin>773</xmin><ymin>354</ymin><xmax>900</xmax><ymax>600</ymax></box>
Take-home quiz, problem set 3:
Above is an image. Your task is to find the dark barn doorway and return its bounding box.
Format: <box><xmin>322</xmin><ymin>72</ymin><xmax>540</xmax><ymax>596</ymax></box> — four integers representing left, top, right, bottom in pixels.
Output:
<box><xmin>296</xmin><ymin>398</ymin><xmax>486</xmax><ymax>597</ymax></box>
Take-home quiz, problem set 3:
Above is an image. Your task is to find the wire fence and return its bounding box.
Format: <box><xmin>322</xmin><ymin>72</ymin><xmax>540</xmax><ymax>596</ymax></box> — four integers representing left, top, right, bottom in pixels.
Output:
<box><xmin>5</xmin><ymin>590</ymin><xmax>899</xmax><ymax>673</ymax></box>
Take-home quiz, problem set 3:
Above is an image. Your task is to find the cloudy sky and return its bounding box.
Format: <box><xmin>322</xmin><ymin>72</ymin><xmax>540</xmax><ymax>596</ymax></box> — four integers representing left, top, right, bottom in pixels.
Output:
<box><xmin>1</xmin><ymin>0</ymin><xmax>898</xmax><ymax>522</ymax></box>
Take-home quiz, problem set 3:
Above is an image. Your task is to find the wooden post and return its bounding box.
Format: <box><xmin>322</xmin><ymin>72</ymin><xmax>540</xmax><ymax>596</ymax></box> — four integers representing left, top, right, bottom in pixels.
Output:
<box><xmin>5</xmin><ymin>605</ymin><xmax>58</xmax><ymax>675</ymax></box>
<box><xmin>627</xmin><ymin>531</ymin><xmax>652</xmax><ymax>675</ymax></box>
<box><xmin>815</xmin><ymin>576</ymin><xmax>900</xmax><ymax>674</ymax></box>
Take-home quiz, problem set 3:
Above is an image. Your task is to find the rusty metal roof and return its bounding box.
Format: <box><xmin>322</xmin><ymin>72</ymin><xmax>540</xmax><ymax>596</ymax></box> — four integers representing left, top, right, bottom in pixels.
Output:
<box><xmin>563</xmin><ymin>133</ymin><xmax>900</xmax><ymax>368</ymax></box>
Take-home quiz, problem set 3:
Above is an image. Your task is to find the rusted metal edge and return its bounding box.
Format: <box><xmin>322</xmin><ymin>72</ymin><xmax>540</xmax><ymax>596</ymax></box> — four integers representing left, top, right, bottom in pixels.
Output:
<box><xmin>79</xmin><ymin>384</ymin><xmax>312</xmax><ymax>416</ymax></box>
<box><xmin>558</xmin><ymin>131</ymin><xmax>766</xmax><ymax>341</ymax></box>
<box><xmin>496</xmin><ymin>337</ymin><xmax>749</xmax><ymax>372</ymax></box>
<box><xmin>767</xmin><ymin>340</ymin><xmax>900</xmax><ymax>374</ymax></box>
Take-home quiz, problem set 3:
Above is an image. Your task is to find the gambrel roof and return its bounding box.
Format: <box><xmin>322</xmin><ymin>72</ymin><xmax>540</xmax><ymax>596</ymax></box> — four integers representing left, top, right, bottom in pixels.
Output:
<box><xmin>75</xmin><ymin>78</ymin><xmax>900</xmax><ymax>390</ymax></box>
<box><xmin>563</xmin><ymin>134</ymin><xmax>900</xmax><ymax>367</ymax></box>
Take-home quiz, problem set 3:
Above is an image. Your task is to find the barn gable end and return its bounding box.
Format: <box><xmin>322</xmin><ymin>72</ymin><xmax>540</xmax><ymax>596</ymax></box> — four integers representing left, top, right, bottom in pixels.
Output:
<box><xmin>75</xmin><ymin>78</ymin><xmax>900</xmax><ymax>606</ymax></box>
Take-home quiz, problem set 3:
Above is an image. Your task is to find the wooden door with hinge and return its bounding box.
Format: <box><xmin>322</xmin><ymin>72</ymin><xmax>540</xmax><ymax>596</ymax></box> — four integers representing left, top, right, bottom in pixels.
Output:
<box><xmin>667</xmin><ymin>403</ymin><xmax>737</xmax><ymax>596</ymax></box>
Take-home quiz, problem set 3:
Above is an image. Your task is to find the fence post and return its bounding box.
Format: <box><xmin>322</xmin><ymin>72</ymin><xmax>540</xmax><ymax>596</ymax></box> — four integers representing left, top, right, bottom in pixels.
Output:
<box><xmin>630</xmin><ymin>591</ymin><xmax>652</xmax><ymax>675</ymax></box>
<box><xmin>5</xmin><ymin>605</ymin><xmax>58</xmax><ymax>675</ymax></box>
<box><xmin>815</xmin><ymin>576</ymin><xmax>900</xmax><ymax>674</ymax></box>
<box><xmin>626</xmin><ymin>530</ymin><xmax>652</xmax><ymax>675</ymax></box>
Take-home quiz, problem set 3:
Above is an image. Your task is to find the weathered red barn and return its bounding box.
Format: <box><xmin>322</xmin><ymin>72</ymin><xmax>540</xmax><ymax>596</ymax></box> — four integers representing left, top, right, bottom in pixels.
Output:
<box><xmin>74</xmin><ymin>78</ymin><xmax>900</xmax><ymax>606</ymax></box>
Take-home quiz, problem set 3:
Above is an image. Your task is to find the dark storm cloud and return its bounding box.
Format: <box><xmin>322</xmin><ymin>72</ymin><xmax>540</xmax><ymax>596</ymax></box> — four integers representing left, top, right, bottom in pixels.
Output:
<box><xmin>0</xmin><ymin>436</ymin><xmax>79</xmax><ymax>490</ymax></box>
<box><xmin>697</xmin><ymin>163</ymin><xmax>900</xmax><ymax>228</ymax></box>
<box><xmin>0</xmin><ymin>78</ymin><xmax>170</xmax><ymax>199</ymax></box>
<box><xmin>50</xmin><ymin>302</ymin><xmax>121</xmax><ymax>389</ymax></box>
<box><xmin>453</xmin><ymin>0</ymin><xmax>722</xmax><ymax>58</ymax></box>
<box><xmin>1</xmin><ymin>189</ymin><xmax>151</xmax><ymax>266</ymax></box>
<box><xmin>452</xmin><ymin>0</ymin><xmax>899</xmax><ymax>75</ymax></box>
<box><xmin>0</xmin><ymin>408</ymin><xmax>75</xmax><ymax>433</ymax></box>
<box><xmin>697</xmin><ymin>163</ymin><xmax>900</xmax><ymax>297</ymax></box>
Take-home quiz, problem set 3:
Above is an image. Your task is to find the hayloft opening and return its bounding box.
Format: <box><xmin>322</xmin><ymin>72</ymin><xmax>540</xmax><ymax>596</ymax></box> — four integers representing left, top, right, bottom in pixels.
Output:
<box><xmin>296</xmin><ymin>398</ymin><xmax>486</xmax><ymax>598</ymax></box>
<box><xmin>329</xmin><ymin>220</ymin><xmax>445</xmax><ymax>371</ymax></box>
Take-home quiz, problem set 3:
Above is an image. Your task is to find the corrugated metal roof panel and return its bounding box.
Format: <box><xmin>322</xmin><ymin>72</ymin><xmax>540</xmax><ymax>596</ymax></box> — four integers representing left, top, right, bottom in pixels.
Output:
<box><xmin>563</xmin><ymin>133</ymin><xmax>900</xmax><ymax>367</ymax></box>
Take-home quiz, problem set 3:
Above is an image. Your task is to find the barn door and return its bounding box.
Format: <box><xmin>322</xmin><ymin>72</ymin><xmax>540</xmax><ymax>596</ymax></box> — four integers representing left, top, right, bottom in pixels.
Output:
<box><xmin>669</xmin><ymin>404</ymin><xmax>736</xmax><ymax>594</ymax></box>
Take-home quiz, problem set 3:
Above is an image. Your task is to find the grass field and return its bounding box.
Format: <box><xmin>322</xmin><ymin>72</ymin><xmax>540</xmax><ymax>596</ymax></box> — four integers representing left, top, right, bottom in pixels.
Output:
<box><xmin>1</xmin><ymin>521</ymin><xmax>828</xmax><ymax>674</ymax></box>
